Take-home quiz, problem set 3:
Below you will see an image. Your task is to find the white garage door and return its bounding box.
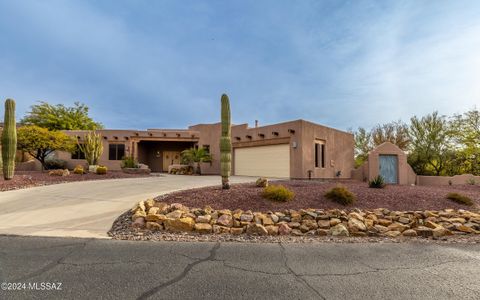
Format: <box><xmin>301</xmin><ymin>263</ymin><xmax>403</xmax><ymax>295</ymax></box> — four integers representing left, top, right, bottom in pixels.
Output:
<box><xmin>234</xmin><ymin>144</ymin><xmax>290</xmax><ymax>178</ymax></box>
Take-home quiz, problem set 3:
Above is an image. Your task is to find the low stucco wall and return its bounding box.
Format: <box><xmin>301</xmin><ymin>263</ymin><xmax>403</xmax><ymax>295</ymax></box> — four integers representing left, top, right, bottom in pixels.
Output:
<box><xmin>417</xmin><ymin>174</ymin><xmax>480</xmax><ymax>186</ymax></box>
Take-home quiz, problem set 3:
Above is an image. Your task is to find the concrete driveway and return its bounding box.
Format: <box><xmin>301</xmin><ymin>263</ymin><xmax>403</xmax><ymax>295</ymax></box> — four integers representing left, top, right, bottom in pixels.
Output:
<box><xmin>0</xmin><ymin>175</ymin><xmax>254</xmax><ymax>238</ymax></box>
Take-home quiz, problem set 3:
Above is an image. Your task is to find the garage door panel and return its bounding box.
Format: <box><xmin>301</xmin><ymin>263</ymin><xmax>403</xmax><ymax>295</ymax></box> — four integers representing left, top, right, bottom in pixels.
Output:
<box><xmin>234</xmin><ymin>144</ymin><xmax>290</xmax><ymax>178</ymax></box>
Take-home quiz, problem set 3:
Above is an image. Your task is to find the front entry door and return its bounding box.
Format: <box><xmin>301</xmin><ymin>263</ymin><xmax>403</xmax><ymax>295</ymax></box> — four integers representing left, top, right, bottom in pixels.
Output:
<box><xmin>162</xmin><ymin>151</ymin><xmax>181</xmax><ymax>172</ymax></box>
<box><xmin>379</xmin><ymin>155</ymin><xmax>398</xmax><ymax>184</ymax></box>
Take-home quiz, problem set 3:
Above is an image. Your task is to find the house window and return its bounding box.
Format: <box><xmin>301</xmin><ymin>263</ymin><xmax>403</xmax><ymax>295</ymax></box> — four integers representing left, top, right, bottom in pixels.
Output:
<box><xmin>315</xmin><ymin>141</ymin><xmax>326</xmax><ymax>168</ymax></box>
<box><xmin>109</xmin><ymin>143</ymin><xmax>125</xmax><ymax>160</ymax></box>
<box><xmin>71</xmin><ymin>145</ymin><xmax>86</xmax><ymax>160</ymax></box>
<box><xmin>203</xmin><ymin>145</ymin><xmax>210</xmax><ymax>153</ymax></box>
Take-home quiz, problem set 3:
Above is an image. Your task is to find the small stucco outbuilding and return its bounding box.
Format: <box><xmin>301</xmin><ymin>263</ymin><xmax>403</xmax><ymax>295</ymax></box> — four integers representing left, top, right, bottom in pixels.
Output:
<box><xmin>352</xmin><ymin>142</ymin><xmax>416</xmax><ymax>185</ymax></box>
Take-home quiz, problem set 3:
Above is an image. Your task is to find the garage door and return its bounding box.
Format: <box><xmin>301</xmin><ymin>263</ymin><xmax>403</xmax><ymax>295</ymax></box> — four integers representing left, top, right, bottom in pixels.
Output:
<box><xmin>234</xmin><ymin>144</ymin><xmax>290</xmax><ymax>178</ymax></box>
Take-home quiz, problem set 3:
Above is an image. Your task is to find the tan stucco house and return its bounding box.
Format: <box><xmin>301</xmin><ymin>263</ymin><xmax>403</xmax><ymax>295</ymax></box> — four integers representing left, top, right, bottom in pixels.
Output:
<box><xmin>58</xmin><ymin>119</ymin><xmax>355</xmax><ymax>179</ymax></box>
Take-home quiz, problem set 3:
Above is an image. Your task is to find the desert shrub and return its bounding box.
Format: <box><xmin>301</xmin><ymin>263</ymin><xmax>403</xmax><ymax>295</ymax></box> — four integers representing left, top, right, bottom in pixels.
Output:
<box><xmin>48</xmin><ymin>169</ymin><xmax>70</xmax><ymax>177</ymax></box>
<box><xmin>261</xmin><ymin>185</ymin><xmax>294</xmax><ymax>202</ymax></box>
<box><xmin>73</xmin><ymin>165</ymin><xmax>85</xmax><ymax>174</ymax></box>
<box><xmin>325</xmin><ymin>185</ymin><xmax>356</xmax><ymax>205</ymax></box>
<box><xmin>446</xmin><ymin>193</ymin><xmax>473</xmax><ymax>206</ymax></box>
<box><xmin>96</xmin><ymin>166</ymin><xmax>107</xmax><ymax>175</ymax></box>
<box><xmin>121</xmin><ymin>156</ymin><xmax>138</xmax><ymax>169</ymax></box>
<box><xmin>255</xmin><ymin>177</ymin><xmax>269</xmax><ymax>187</ymax></box>
<box><xmin>44</xmin><ymin>158</ymin><xmax>67</xmax><ymax>170</ymax></box>
<box><xmin>466</xmin><ymin>178</ymin><xmax>476</xmax><ymax>185</ymax></box>
<box><xmin>368</xmin><ymin>175</ymin><xmax>386</xmax><ymax>188</ymax></box>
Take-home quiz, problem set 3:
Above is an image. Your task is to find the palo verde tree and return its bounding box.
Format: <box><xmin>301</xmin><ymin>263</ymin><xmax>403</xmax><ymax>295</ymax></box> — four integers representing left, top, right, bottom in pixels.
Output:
<box><xmin>408</xmin><ymin>111</ymin><xmax>452</xmax><ymax>176</ymax></box>
<box><xmin>21</xmin><ymin>101</ymin><xmax>103</xmax><ymax>131</ymax></box>
<box><xmin>353</xmin><ymin>121</ymin><xmax>409</xmax><ymax>167</ymax></box>
<box><xmin>17</xmin><ymin>125</ymin><xmax>76</xmax><ymax>170</ymax></box>
<box><xmin>220</xmin><ymin>94</ymin><xmax>232</xmax><ymax>189</ymax></box>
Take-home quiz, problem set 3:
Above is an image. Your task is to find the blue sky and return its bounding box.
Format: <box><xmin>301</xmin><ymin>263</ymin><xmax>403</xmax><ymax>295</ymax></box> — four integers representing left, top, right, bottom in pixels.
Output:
<box><xmin>0</xmin><ymin>0</ymin><xmax>479</xmax><ymax>131</ymax></box>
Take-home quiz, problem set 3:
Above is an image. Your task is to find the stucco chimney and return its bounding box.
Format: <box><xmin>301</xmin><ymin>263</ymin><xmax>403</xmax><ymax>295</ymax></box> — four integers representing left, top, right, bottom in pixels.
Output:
<box><xmin>255</xmin><ymin>120</ymin><xmax>259</xmax><ymax>128</ymax></box>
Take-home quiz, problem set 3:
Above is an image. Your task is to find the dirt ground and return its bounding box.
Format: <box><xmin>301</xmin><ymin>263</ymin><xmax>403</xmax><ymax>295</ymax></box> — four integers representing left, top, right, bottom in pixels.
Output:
<box><xmin>0</xmin><ymin>171</ymin><xmax>150</xmax><ymax>191</ymax></box>
<box><xmin>155</xmin><ymin>179</ymin><xmax>480</xmax><ymax>211</ymax></box>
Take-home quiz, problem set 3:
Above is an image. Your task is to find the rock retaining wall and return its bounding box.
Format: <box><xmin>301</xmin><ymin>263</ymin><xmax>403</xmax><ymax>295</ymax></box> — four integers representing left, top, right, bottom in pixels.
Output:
<box><xmin>130</xmin><ymin>199</ymin><xmax>480</xmax><ymax>237</ymax></box>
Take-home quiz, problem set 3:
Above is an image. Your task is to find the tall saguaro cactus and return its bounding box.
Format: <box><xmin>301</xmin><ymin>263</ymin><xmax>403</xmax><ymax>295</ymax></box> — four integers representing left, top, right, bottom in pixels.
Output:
<box><xmin>78</xmin><ymin>131</ymin><xmax>103</xmax><ymax>166</ymax></box>
<box><xmin>220</xmin><ymin>94</ymin><xmax>232</xmax><ymax>189</ymax></box>
<box><xmin>2</xmin><ymin>99</ymin><xmax>17</xmax><ymax>180</ymax></box>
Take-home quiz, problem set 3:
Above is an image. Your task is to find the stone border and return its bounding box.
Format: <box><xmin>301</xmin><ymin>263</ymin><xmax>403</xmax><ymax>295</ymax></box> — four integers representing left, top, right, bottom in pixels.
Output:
<box><xmin>129</xmin><ymin>199</ymin><xmax>480</xmax><ymax>238</ymax></box>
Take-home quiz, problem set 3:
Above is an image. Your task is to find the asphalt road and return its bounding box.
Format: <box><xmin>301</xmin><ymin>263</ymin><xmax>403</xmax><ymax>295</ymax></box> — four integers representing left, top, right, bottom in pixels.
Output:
<box><xmin>0</xmin><ymin>236</ymin><xmax>479</xmax><ymax>299</ymax></box>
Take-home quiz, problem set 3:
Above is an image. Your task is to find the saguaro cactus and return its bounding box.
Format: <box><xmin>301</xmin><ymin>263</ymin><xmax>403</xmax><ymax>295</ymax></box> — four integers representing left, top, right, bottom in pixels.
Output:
<box><xmin>2</xmin><ymin>99</ymin><xmax>17</xmax><ymax>180</ymax></box>
<box><xmin>220</xmin><ymin>94</ymin><xmax>231</xmax><ymax>189</ymax></box>
<box><xmin>78</xmin><ymin>131</ymin><xmax>103</xmax><ymax>166</ymax></box>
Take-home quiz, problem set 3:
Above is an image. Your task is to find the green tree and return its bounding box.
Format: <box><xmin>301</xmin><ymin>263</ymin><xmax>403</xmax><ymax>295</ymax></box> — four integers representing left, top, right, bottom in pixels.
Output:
<box><xmin>450</xmin><ymin>108</ymin><xmax>480</xmax><ymax>175</ymax></box>
<box><xmin>408</xmin><ymin>111</ymin><xmax>452</xmax><ymax>175</ymax></box>
<box><xmin>181</xmin><ymin>147</ymin><xmax>212</xmax><ymax>175</ymax></box>
<box><xmin>21</xmin><ymin>101</ymin><xmax>103</xmax><ymax>130</ymax></box>
<box><xmin>353</xmin><ymin>121</ymin><xmax>409</xmax><ymax>167</ymax></box>
<box><xmin>353</xmin><ymin>127</ymin><xmax>372</xmax><ymax>167</ymax></box>
<box><xmin>17</xmin><ymin>125</ymin><xmax>76</xmax><ymax>170</ymax></box>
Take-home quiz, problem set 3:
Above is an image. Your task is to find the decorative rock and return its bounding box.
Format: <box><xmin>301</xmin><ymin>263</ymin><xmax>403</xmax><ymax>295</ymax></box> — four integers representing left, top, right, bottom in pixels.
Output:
<box><xmin>194</xmin><ymin>223</ymin><xmax>212</xmax><ymax>234</ymax></box>
<box><xmin>166</xmin><ymin>210</ymin><xmax>183</xmax><ymax>219</ymax></box>
<box><xmin>262</xmin><ymin>216</ymin><xmax>275</xmax><ymax>226</ymax></box>
<box><xmin>330</xmin><ymin>218</ymin><xmax>341</xmax><ymax>226</ymax></box>
<box><xmin>415</xmin><ymin>226</ymin><xmax>433</xmax><ymax>237</ymax></box>
<box><xmin>348</xmin><ymin>212</ymin><xmax>364</xmax><ymax>221</ymax></box>
<box><xmin>330</xmin><ymin>224</ymin><xmax>349</xmax><ymax>237</ymax></box>
<box><xmin>387</xmin><ymin>223</ymin><xmax>409</xmax><ymax>233</ymax></box>
<box><xmin>132</xmin><ymin>217</ymin><xmax>145</xmax><ymax>228</ymax></box>
<box><xmin>146</xmin><ymin>222</ymin><xmax>162</xmax><ymax>231</ymax></box>
<box><xmin>448</xmin><ymin>217</ymin><xmax>466</xmax><ymax>224</ymax></box>
<box><xmin>217</xmin><ymin>214</ymin><xmax>233</xmax><ymax>227</ymax></box>
<box><xmin>148</xmin><ymin>207</ymin><xmax>160</xmax><ymax>215</ymax></box>
<box><xmin>132</xmin><ymin>210</ymin><xmax>147</xmax><ymax>221</ymax></box>
<box><xmin>278</xmin><ymin>223</ymin><xmax>292</xmax><ymax>235</ymax></box>
<box><xmin>218</xmin><ymin>209</ymin><xmax>232</xmax><ymax>216</ymax></box>
<box><xmin>385</xmin><ymin>231</ymin><xmax>401</xmax><ymax>237</ymax></box>
<box><xmin>378</xmin><ymin>219</ymin><xmax>393</xmax><ymax>226</ymax></box>
<box><xmin>302</xmin><ymin>220</ymin><xmax>318</xmax><ymax>231</ymax></box>
<box><xmin>374</xmin><ymin>225</ymin><xmax>389</xmax><ymax>233</ymax></box>
<box><xmin>432</xmin><ymin>226</ymin><xmax>452</xmax><ymax>237</ymax></box>
<box><xmin>291</xmin><ymin>229</ymin><xmax>304</xmax><ymax>236</ymax></box>
<box><xmin>288</xmin><ymin>222</ymin><xmax>301</xmax><ymax>228</ymax></box>
<box><xmin>455</xmin><ymin>224</ymin><xmax>476</xmax><ymax>233</ymax></box>
<box><xmin>196</xmin><ymin>215</ymin><xmax>212</xmax><ymax>224</ymax></box>
<box><xmin>316</xmin><ymin>229</ymin><xmax>329</xmax><ymax>236</ymax></box>
<box><xmin>230</xmin><ymin>227</ymin><xmax>244</xmax><ymax>235</ymax></box>
<box><xmin>246</xmin><ymin>224</ymin><xmax>268</xmax><ymax>235</ymax></box>
<box><xmin>145</xmin><ymin>214</ymin><xmax>167</xmax><ymax>223</ymax></box>
<box><xmin>348</xmin><ymin>218</ymin><xmax>366</xmax><ymax>232</ymax></box>
<box><xmin>424</xmin><ymin>221</ymin><xmax>441</xmax><ymax>229</ymax></box>
<box><xmin>265</xmin><ymin>225</ymin><xmax>279</xmax><ymax>235</ymax></box>
<box><xmin>144</xmin><ymin>199</ymin><xmax>156</xmax><ymax>210</ymax></box>
<box><xmin>290</xmin><ymin>211</ymin><xmax>302</xmax><ymax>222</ymax></box>
<box><xmin>402</xmin><ymin>229</ymin><xmax>417</xmax><ymax>237</ymax></box>
<box><xmin>164</xmin><ymin>217</ymin><xmax>195</xmax><ymax>232</ymax></box>
<box><xmin>153</xmin><ymin>202</ymin><xmax>169</xmax><ymax>213</ymax></box>
<box><xmin>255</xmin><ymin>177</ymin><xmax>269</xmax><ymax>187</ymax></box>
<box><xmin>240</xmin><ymin>214</ymin><xmax>254</xmax><ymax>222</ymax></box>
<box><xmin>317</xmin><ymin>220</ymin><xmax>330</xmax><ymax>229</ymax></box>
<box><xmin>398</xmin><ymin>216</ymin><xmax>410</xmax><ymax>224</ymax></box>
<box><xmin>269</xmin><ymin>214</ymin><xmax>279</xmax><ymax>223</ymax></box>
<box><xmin>351</xmin><ymin>231</ymin><xmax>367</xmax><ymax>237</ymax></box>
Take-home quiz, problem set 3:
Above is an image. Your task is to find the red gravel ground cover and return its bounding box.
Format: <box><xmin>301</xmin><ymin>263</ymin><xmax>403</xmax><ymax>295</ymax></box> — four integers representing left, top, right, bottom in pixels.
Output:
<box><xmin>0</xmin><ymin>171</ymin><xmax>151</xmax><ymax>191</ymax></box>
<box><xmin>156</xmin><ymin>180</ymin><xmax>480</xmax><ymax>211</ymax></box>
